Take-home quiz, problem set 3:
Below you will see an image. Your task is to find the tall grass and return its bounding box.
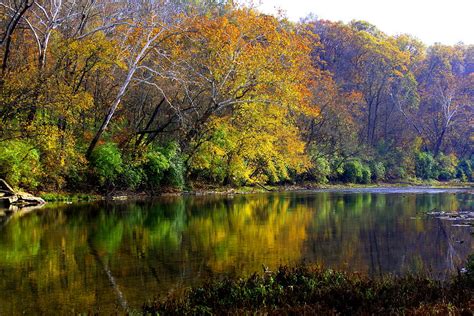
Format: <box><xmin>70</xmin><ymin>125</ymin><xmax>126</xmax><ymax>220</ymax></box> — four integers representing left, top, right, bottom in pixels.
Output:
<box><xmin>143</xmin><ymin>264</ymin><xmax>474</xmax><ymax>315</ymax></box>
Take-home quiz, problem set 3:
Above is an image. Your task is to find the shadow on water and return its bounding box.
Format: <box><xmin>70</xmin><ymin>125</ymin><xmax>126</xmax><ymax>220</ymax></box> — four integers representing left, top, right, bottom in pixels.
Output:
<box><xmin>0</xmin><ymin>190</ymin><xmax>473</xmax><ymax>314</ymax></box>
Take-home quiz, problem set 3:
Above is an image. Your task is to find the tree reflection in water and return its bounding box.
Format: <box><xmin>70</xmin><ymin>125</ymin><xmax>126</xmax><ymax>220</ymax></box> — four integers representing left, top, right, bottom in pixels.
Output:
<box><xmin>0</xmin><ymin>191</ymin><xmax>472</xmax><ymax>314</ymax></box>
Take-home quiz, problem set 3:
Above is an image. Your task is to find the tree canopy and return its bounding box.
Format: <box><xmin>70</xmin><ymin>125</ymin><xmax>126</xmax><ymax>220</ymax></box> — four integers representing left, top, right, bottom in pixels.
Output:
<box><xmin>0</xmin><ymin>0</ymin><xmax>472</xmax><ymax>191</ymax></box>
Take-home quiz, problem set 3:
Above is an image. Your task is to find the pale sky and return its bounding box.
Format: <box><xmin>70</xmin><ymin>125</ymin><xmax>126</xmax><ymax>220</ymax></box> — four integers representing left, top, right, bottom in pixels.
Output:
<box><xmin>254</xmin><ymin>0</ymin><xmax>474</xmax><ymax>45</ymax></box>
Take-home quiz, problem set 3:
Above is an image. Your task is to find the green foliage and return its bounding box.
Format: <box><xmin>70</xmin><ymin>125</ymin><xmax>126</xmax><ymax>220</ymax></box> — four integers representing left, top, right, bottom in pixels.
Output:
<box><xmin>89</xmin><ymin>143</ymin><xmax>123</xmax><ymax>186</ymax></box>
<box><xmin>339</xmin><ymin>160</ymin><xmax>372</xmax><ymax>184</ymax></box>
<box><xmin>456</xmin><ymin>160</ymin><xmax>472</xmax><ymax>182</ymax></box>
<box><xmin>39</xmin><ymin>192</ymin><xmax>98</xmax><ymax>202</ymax></box>
<box><xmin>341</xmin><ymin>160</ymin><xmax>363</xmax><ymax>183</ymax></box>
<box><xmin>0</xmin><ymin>140</ymin><xmax>42</xmax><ymax>189</ymax></box>
<box><xmin>415</xmin><ymin>152</ymin><xmax>436</xmax><ymax>180</ymax></box>
<box><xmin>396</xmin><ymin>166</ymin><xmax>407</xmax><ymax>180</ymax></box>
<box><xmin>144</xmin><ymin>149</ymin><xmax>170</xmax><ymax>187</ymax></box>
<box><xmin>436</xmin><ymin>153</ymin><xmax>457</xmax><ymax>181</ymax></box>
<box><xmin>165</xmin><ymin>150</ymin><xmax>185</xmax><ymax>189</ymax></box>
<box><xmin>310</xmin><ymin>157</ymin><xmax>331</xmax><ymax>183</ymax></box>
<box><xmin>371</xmin><ymin>162</ymin><xmax>386</xmax><ymax>182</ymax></box>
<box><xmin>160</xmin><ymin>142</ymin><xmax>185</xmax><ymax>189</ymax></box>
<box><xmin>143</xmin><ymin>142</ymin><xmax>185</xmax><ymax>189</ymax></box>
<box><xmin>143</xmin><ymin>264</ymin><xmax>474</xmax><ymax>315</ymax></box>
<box><xmin>119</xmin><ymin>164</ymin><xmax>145</xmax><ymax>190</ymax></box>
<box><xmin>0</xmin><ymin>3</ymin><xmax>471</xmax><ymax>193</ymax></box>
<box><xmin>360</xmin><ymin>164</ymin><xmax>372</xmax><ymax>184</ymax></box>
<box><xmin>377</xmin><ymin>144</ymin><xmax>415</xmax><ymax>180</ymax></box>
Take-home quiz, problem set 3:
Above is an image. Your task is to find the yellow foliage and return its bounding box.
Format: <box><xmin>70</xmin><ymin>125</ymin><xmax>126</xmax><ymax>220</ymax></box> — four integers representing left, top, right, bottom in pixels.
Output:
<box><xmin>179</xmin><ymin>9</ymin><xmax>317</xmax><ymax>183</ymax></box>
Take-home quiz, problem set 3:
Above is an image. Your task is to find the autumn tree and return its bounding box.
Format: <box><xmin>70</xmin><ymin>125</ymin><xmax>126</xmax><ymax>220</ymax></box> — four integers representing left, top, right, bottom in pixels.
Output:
<box><xmin>416</xmin><ymin>44</ymin><xmax>473</xmax><ymax>156</ymax></box>
<box><xmin>310</xmin><ymin>20</ymin><xmax>418</xmax><ymax>147</ymax></box>
<box><xmin>167</xmin><ymin>9</ymin><xmax>318</xmax><ymax>184</ymax></box>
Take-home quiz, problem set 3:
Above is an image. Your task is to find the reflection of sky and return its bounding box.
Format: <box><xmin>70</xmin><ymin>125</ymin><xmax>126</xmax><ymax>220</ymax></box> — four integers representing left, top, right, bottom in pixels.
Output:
<box><xmin>0</xmin><ymin>191</ymin><xmax>473</xmax><ymax>314</ymax></box>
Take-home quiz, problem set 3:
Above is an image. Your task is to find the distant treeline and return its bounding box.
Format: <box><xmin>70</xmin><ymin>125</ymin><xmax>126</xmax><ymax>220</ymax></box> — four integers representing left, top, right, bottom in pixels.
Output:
<box><xmin>0</xmin><ymin>0</ymin><xmax>472</xmax><ymax>192</ymax></box>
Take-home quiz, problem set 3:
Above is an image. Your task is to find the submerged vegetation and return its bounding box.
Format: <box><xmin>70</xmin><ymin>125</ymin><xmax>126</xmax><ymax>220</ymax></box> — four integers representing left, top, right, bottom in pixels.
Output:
<box><xmin>0</xmin><ymin>0</ymin><xmax>472</xmax><ymax>194</ymax></box>
<box><xmin>143</xmin><ymin>263</ymin><xmax>474</xmax><ymax>315</ymax></box>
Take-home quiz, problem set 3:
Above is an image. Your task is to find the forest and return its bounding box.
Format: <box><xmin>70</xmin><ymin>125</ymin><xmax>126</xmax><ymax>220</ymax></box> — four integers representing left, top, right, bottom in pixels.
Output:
<box><xmin>0</xmin><ymin>0</ymin><xmax>473</xmax><ymax>193</ymax></box>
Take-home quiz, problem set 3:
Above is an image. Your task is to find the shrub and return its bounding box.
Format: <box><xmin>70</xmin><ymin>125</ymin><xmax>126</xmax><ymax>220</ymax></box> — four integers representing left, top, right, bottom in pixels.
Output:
<box><xmin>415</xmin><ymin>152</ymin><xmax>436</xmax><ymax>180</ymax></box>
<box><xmin>165</xmin><ymin>152</ymin><xmax>185</xmax><ymax>189</ymax></box>
<box><xmin>34</xmin><ymin>126</ymin><xmax>86</xmax><ymax>190</ymax></box>
<box><xmin>0</xmin><ymin>140</ymin><xmax>42</xmax><ymax>189</ymax></box>
<box><xmin>341</xmin><ymin>160</ymin><xmax>363</xmax><ymax>183</ymax></box>
<box><xmin>143</xmin><ymin>264</ymin><xmax>474</xmax><ymax>315</ymax></box>
<box><xmin>392</xmin><ymin>166</ymin><xmax>407</xmax><ymax>180</ymax></box>
<box><xmin>89</xmin><ymin>142</ymin><xmax>123</xmax><ymax>186</ymax></box>
<box><xmin>436</xmin><ymin>153</ymin><xmax>457</xmax><ymax>181</ymax></box>
<box><xmin>360</xmin><ymin>164</ymin><xmax>371</xmax><ymax>184</ymax></box>
<box><xmin>456</xmin><ymin>160</ymin><xmax>472</xmax><ymax>182</ymax></box>
<box><xmin>119</xmin><ymin>164</ymin><xmax>144</xmax><ymax>190</ymax></box>
<box><xmin>143</xmin><ymin>142</ymin><xmax>185</xmax><ymax>189</ymax></box>
<box><xmin>143</xmin><ymin>149</ymin><xmax>170</xmax><ymax>187</ymax></box>
<box><xmin>371</xmin><ymin>162</ymin><xmax>385</xmax><ymax>182</ymax></box>
<box><xmin>164</xmin><ymin>142</ymin><xmax>186</xmax><ymax>188</ymax></box>
<box><xmin>311</xmin><ymin>157</ymin><xmax>331</xmax><ymax>183</ymax></box>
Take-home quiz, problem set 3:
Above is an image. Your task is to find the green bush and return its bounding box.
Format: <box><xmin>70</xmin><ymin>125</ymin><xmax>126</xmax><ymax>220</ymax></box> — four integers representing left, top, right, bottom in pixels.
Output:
<box><xmin>341</xmin><ymin>160</ymin><xmax>363</xmax><ymax>183</ymax></box>
<box><xmin>371</xmin><ymin>162</ymin><xmax>385</xmax><ymax>182</ymax></box>
<box><xmin>161</xmin><ymin>142</ymin><xmax>185</xmax><ymax>189</ymax></box>
<box><xmin>360</xmin><ymin>164</ymin><xmax>371</xmax><ymax>184</ymax></box>
<box><xmin>166</xmin><ymin>152</ymin><xmax>185</xmax><ymax>188</ymax></box>
<box><xmin>331</xmin><ymin>159</ymin><xmax>345</xmax><ymax>181</ymax></box>
<box><xmin>393</xmin><ymin>166</ymin><xmax>407</xmax><ymax>179</ymax></box>
<box><xmin>144</xmin><ymin>264</ymin><xmax>474</xmax><ymax>315</ymax></box>
<box><xmin>436</xmin><ymin>153</ymin><xmax>457</xmax><ymax>181</ymax></box>
<box><xmin>0</xmin><ymin>140</ymin><xmax>42</xmax><ymax>189</ymax></box>
<box><xmin>89</xmin><ymin>142</ymin><xmax>123</xmax><ymax>186</ymax></box>
<box><xmin>311</xmin><ymin>157</ymin><xmax>331</xmax><ymax>183</ymax></box>
<box><xmin>143</xmin><ymin>142</ymin><xmax>185</xmax><ymax>189</ymax></box>
<box><xmin>119</xmin><ymin>164</ymin><xmax>145</xmax><ymax>190</ymax></box>
<box><xmin>143</xmin><ymin>149</ymin><xmax>170</xmax><ymax>187</ymax></box>
<box><xmin>456</xmin><ymin>160</ymin><xmax>472</xmax><ymax>182</ymax></box>
<box><xmin>415</xmin><ymin>152</ymin><xmax>436</xmax><ymax>180</ymax></box>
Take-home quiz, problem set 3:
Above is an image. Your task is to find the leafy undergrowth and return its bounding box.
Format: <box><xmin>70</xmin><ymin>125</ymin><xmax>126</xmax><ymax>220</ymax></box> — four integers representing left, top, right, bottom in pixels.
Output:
<box><xmin>143</xmin><ymin>265</ymin><xmax>474</xmax><ymax>315</ymax></box>
<box><xmin>39</xmin><ymin>192</ymin><xmax>99</xmax><ymax>202</ymax></box>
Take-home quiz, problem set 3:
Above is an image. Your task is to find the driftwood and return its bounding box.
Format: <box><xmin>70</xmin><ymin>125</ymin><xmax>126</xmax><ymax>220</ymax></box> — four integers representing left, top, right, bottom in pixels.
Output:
<box><xmin>0</xmin><ymin>179</ymin><xmax>15</xmax><ymax>194</ymax></box>
<box><xmin>256</xmin><ymin>183</ymin><xmax>273</xmax><ymax>192</ymax></box>
<box><xmin>0</xmin><ymin>179</ymin><xmax>45</xmax><ymax>208</ymax></box>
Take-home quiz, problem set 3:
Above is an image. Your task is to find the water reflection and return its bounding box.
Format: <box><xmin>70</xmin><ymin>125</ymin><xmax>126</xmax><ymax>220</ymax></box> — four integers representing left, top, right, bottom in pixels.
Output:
<box><xmin>0</xmin><ymin>191</ymin><xmax>473</xmax><ymax>314</ymax></box>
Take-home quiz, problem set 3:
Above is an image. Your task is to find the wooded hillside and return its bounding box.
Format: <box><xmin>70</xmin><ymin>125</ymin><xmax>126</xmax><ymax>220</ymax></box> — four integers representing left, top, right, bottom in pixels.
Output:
<box><xmin>0</xmin><ymin>0</ymin><xmax>472</xmax><ymax>191</ymax></box>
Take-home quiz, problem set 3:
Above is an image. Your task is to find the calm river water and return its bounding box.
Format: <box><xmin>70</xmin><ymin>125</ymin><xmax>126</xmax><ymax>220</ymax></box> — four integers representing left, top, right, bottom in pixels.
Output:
<box><xmin>0</xmin><ymin>188</ymin><xmax>473</xmax><ymax>314</ymax></box>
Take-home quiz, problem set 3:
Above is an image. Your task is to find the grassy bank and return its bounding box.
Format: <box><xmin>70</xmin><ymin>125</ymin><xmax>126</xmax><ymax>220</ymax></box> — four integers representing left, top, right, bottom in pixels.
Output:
<box><xmin>143</xmin><ymin>264</ymin><xmax>474</xmax><ymax>315</ymax></box>
<box><xmin>39</xmin><ymin>192</ymin><xmax>101</xmax><ymax>202</ymax></box>
<box><xmin>36</xmin><ymin>180</ymin><xmax>473</xmax><ymax>202</ymax></box>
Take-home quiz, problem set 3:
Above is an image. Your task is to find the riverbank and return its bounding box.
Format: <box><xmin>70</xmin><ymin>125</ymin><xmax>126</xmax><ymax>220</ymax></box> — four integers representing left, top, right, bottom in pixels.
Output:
<box><xmin>143</xmin><ymin>263</ymin><xmax>474</xmax><ymax>315</ymax></box>
<box><xmin>35</xmin><ymin>180</ymin><xmax>474</xmax><ymax>202</ymax></box>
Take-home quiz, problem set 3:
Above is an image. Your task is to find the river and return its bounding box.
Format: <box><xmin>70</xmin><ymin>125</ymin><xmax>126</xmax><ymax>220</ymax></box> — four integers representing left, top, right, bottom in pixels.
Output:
<box><xmin>0</xmin><ymin>188</ymin><xmax>473</xmax><ymax>314</ymax></box>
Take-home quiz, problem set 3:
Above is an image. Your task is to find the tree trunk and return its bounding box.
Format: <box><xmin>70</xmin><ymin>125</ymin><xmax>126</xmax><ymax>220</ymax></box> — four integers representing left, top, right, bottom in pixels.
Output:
<box><xmin>1</xmin><ymin>1</ymin><xmax>34</xmax><ymax>77</ymax></box>
<box><xmin>434</xmin><ymin>127</ymin><xmax>447</xmax><ymax>157</ymax></box>
<box><xmin>135</xmin><ymin>97</ymin><xmax>165</xmax><ymax>147</ymax></box>
<box><xmin>86</xmin><ymin>66</ymin><xmax>136</xmax><ymax>158</ymax></box>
